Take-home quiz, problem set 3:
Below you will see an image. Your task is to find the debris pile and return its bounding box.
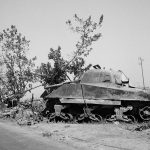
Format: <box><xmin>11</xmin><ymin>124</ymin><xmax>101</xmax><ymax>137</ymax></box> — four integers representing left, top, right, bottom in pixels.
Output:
<box><xmin>0</xmin><ymin>99</ymin><xmax>45</xmax><ymax>126</ymax></box>
<box><xmin>134</xmin><ymin>122</ymin><xmax>150</xmax><ymax>131</ymax></box>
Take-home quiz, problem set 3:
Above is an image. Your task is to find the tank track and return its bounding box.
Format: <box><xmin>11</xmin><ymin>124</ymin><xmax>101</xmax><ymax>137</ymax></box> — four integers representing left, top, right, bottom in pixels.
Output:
<box><xmin>45</xmin><ymin>103</ymin><xmax>150</xmax><ymax>124</ymax></box>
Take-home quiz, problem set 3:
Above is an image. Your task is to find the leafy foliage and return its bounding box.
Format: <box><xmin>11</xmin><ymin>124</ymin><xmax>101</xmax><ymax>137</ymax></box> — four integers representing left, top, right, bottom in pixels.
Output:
<box><xmin>38</xmin><ymin>14</ymin><xmax>103</xmax><ymax>85</ymax></box>
<box><xmin>36</xmin><ymin>46</ymin><xmax>68</xmax><ymax>85</ymax></box>
<box><xmin>0</xmin><ymin>25</ymin><xmax>37</xmax><ymax>99</ymax></box>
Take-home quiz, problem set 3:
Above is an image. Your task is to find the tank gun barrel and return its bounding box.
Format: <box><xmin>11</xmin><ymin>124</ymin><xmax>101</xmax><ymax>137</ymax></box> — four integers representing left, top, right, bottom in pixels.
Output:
<box><xmin>2</xmin><ymin>84</ymin><xmax>43</xmax><ymax>101</ymax></box>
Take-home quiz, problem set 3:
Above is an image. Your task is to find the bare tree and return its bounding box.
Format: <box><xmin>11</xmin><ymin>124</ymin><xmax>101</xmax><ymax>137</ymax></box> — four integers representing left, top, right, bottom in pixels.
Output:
<box><xmin>66</xmin><ymin>14</ymin><xmax>103</xmax><ymax>79</ymax></box>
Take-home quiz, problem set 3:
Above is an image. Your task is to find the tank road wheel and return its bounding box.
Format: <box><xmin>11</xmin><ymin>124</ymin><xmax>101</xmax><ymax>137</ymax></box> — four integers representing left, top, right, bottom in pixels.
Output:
<box><xmin>66</xmin><ymin>113</ymin><xmax>73</xmax><ymax>121</ymax></box>
<box><xmin>75</xmin><ymin>114</ymin><xmax>84</xmax><ymax>123</ymax></box>
<box><xmin>106</xmin><ymin>114</ymin><xmax>117</xmax><ymax>122</ymax></box>
<box><xmin>106</xmin><ymin>114</ymin><xmax>135</xmax><ymax>123</ymax></box>
<box><xmin>48</xmin><ymin>105</ymin><xmax>73</xmax><ymax>122</ymax></box>
<box><xmin>126</xmin><ymin>115</ymin><xmax>136</xmax><ymax>123</ymax></box>
<box><xmin>75</xmin><ymin>107</ymin><xmax>102</xmax><ymax>123</ymax></box>
<box><xmin>139</xmin><ymin>106</ymin><xmax>150</xmax><ymax>121</ymax></box>
<box><xmin>89</xmin><ymin>114</ymin><xmax>102</xmax><ymax>123</ymax></box>
<box><xmin>48</xmin><ymin>113</ymin><xmax>55</xmax><ymax>122</ymax></box>
<box><xmin>49</xmin><ymin>112</ymin><xmax>73</xmax><ymax>122</ymax></box>
<box><xmin>106</xmin><ymin>106</ymin><xmax>135</xmax><ymax>123</ymax></box>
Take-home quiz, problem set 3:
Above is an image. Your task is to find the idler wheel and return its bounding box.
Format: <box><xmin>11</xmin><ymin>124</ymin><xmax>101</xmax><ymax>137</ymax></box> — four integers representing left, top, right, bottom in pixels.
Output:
<box><xmin>139</xmin><ymin>106</ymin><xmax>150</xmax><ymax>121</ymax></box>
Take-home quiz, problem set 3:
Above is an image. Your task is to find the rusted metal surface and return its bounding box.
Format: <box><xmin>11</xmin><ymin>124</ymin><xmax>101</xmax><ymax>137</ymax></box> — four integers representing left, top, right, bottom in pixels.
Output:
<box><xmin>45</xmin><ymin>68</ymin><xmax>150</xmax><ymax>122</ymax></box>
<box><xmin>47</xmin><ymin>83</ymin><xmax>150</xmax><ymax>102</ymax></box>
<box><xmin>60</xmin><ymin>98</ymin><xmax>121</xmax><ymax>105</ymax></box>
<box><xmin>80</xmin><ymin>69</ymin><xmax>122</xmax><ymax>85</ymax></box>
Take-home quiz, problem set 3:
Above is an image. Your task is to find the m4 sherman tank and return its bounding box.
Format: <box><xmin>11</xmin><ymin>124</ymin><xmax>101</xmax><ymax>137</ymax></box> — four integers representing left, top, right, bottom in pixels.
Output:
<box><xmin>45</xmin><ymin>68</ymin><xmax>150</xmax><ymax>123</ymax></box>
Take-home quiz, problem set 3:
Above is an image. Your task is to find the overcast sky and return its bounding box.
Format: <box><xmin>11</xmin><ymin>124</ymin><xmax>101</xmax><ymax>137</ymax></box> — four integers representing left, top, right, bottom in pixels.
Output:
<box><xmin>0</xmin><ymin>0</ymin><xmax>150</xmax><ymax>87</ymax></box>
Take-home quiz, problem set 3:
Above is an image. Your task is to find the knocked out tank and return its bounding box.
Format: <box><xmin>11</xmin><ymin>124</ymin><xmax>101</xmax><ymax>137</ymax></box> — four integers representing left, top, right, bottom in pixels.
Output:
<box><xmin>46</xmin><ymin>68</ymin><xmax>150</xmax><ymax>123</ymax></box>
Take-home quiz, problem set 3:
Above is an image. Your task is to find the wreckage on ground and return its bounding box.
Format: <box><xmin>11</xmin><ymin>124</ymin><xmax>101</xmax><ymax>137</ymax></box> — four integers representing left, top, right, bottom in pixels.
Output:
<box><xmin>44</xmin><ymin>67</ymin><xmax>150</xmax><ymax>123</ymax></box>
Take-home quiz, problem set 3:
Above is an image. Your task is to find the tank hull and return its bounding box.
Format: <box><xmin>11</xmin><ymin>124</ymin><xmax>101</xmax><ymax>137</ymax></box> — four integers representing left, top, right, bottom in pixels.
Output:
<box><xmin>47</xmin><ymin>83</ymin><xmax>150</xmax><ymax>102</ymax></box>
<box><xmin>45</xmin><ymin>69</ymin><xmax>150</xmax><ymax>123</ymax></box>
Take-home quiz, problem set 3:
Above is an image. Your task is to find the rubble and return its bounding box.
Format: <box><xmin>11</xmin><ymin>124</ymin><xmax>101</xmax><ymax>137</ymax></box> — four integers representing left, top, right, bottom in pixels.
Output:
<box><xmin>134</xmin><ymin>122</ymin><xmax>150</xmax><ymax>131</ymax></box>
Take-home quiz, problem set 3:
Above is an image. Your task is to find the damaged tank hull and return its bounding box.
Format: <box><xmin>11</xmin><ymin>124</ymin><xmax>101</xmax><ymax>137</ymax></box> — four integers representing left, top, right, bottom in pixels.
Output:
<box><xmin>46</xmin><ymin>69</ymin><xmax>150</xmax><ymax>123</ymax></box>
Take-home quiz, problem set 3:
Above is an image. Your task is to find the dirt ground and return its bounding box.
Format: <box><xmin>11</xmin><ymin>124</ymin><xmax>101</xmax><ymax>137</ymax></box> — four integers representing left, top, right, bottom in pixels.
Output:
<box><xmin>1</xmin><ymin>119</ymin><xmax>150</xmax><ymax>150</ymax></box>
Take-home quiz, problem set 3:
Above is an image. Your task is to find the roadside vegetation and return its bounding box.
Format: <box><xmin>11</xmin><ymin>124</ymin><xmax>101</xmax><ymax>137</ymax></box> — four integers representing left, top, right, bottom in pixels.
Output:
<box><xmin>0</xmin><ymin>14</ymin><xmax>150</xmax><ymax>132</ymax></box>
<box><xmin>0</xmin><ymin>14</ymin><xmax>104</xmax><ymax>125</ymax></box>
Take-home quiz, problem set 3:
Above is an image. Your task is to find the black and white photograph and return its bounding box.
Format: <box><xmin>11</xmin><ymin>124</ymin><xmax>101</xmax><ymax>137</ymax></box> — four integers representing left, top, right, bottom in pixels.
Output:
<box><xmin>0</xmin><ymin>0</ymin><xmax>150</xmax><ymax>149</ymax></box>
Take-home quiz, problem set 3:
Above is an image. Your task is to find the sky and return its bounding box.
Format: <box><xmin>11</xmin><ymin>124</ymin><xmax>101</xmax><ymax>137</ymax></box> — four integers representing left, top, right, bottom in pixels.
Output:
<box><xmin>0</xmin><ymin>0</ymin><xmax>150</xmax><ymax>88</ymax></box>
